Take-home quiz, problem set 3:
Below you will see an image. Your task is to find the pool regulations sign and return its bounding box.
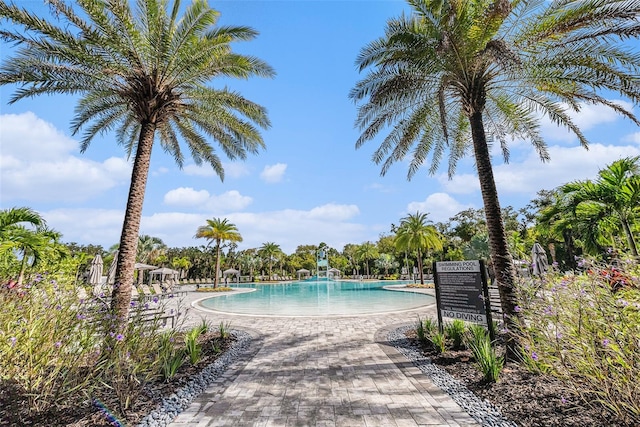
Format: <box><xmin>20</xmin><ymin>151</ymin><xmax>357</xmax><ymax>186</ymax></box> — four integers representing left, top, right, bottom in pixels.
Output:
<box><xmin>432</xmin><ymin>260</ymin><xmax>493</xmax><ymax>329</ymax></box>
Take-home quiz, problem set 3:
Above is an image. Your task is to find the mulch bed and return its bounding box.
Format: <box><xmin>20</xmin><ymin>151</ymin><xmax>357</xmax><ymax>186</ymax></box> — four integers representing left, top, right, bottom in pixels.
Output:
<box><xmin>0</xmin><ymin>332</ymin><xmax>235</xmax><ymax>427</ymax></box>
<box><xmin>407</xmin><ymin>332</ymin><xmax>635</xmax><ymax>427</ymax></box>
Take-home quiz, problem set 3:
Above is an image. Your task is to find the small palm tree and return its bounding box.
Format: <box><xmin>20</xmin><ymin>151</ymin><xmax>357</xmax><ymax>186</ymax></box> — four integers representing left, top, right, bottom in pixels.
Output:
<box><xmin>259</xmin><ymin>242</ymin><xmax>283</xmax><ymax>280</ymax></box>
<box><xmin>355</xmin><ymin>242</ymin><xmax>379</xmax><ymax>278</ymax></box>
<box><xmin>395</xmin><ymin>212</ymin><xmax>442</xmax><ymax>284</ymax></box>
<box><xmin>195</xmin><ymin>218</ymin><xmax>242</xmax><ymax>288</ymax></box>
<box><xmin>560</xmin><ymin>157</ymin><xmax>640</xmax><ymax>257</ymax></box>
<box><xmin>137</xmin><ymin>235</ymin><xmax>167</xmax><ymax>265</ymax></box>
<box><xmin>0</xmin><ymin>0</ymin><xmax>274</xmax><ymax>326</ymax></box>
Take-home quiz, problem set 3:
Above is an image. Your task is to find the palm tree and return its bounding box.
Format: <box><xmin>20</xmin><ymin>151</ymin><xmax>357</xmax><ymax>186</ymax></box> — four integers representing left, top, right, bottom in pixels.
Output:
<box><xmin>375</xmin><ymin>253</ymin><xmax>398</xmax><ymax>276</ymax></box>
<box><xmin>1</xmin><ymin>0</ymin><xmax>273</xmax><ymax>325</ymax></box>
<box><xmin>394</xmin><ymin>212</ymin><xmax>442</xmax><ymax>284</ymax></box>
<box><xmin>238</xmin><ymin>250</ymin><xmax>262</xmax><ymax>280</ymax></box>
<box><xmin>560</xmin><ymin>157</ymin><xmax>640</xmax><ymax>257</ymax></box>
<box><xmin>259</xmin><ymin>242</ymin><xmax>283</xmax><ymax>280</ymax></box>
<box><xmin>137</xmin><ymin>235</ymin><xmax>167</xmax><ymax>265</ymax></box>
<box><xmin>0</xmin><ymin>207</ymin><xmax>48</xmax><ymax>285</ymax></box>
<box><xmin>355</xmin><ymin>242</ymin><xmax>378</xmax><ymax>278</ymax></box>
<box><xmin>195</xmin><ymin>218</ymin><xmax>243</xmax><ymax>288</ymax></box>
<box><xmin>351</xmin><ymin>0</ymin><xmax>640</xmax><ymax>342</ymax></box>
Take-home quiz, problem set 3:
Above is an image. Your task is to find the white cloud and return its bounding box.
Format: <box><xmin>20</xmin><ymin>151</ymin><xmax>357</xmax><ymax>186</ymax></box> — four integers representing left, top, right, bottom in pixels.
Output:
<box><xmin>206</xmin><ymin>190</ymin><xmax>253</xmax><ymax>212</ymax></box>
<box><xmin>366</xmin><ymin>182</ymin><xmax>395</xmax><ymax>193</ymax></box>
<box><xmin>183</xmin><ymin>162</ymin><xmax>250</xmax><ymax>179</ymax></box>
<box><xmin>539</xmin><ymin>101</ymin><xmax>634</xmax><ymax>144</ymax></box>
<box><xmin>0</xmin><ymin>112</ymin><xmax>131</xmax><ymax>202</ymax></box>
<box><xmin>183</xmin><ymin>164</ymin><xmax>216</xmax><ymax>177</ymax></box>
<box><xmin>308</xmin><ymin>203</ymin><xmax>360</xmax><ymax>221</ymax></box>
<box><xmin>164</xmin><ymin>187</ymin><xmax>211</xmax><ymax>206</ymax></box>
<box><xmin>260</xmin><ymin>163</ymin><xmax>287</xmax><ymax>183</ymax></box>
<box><xmin>493</xmin><ymin>143</ymin><xmax>640</xmax><ymax>195</ymax></box>
<box><xmin>407</xmin><ymin>193</ymin><xmax>473</xmax><ymax>223</ymax></box>
<box><xmin>223</xmin><ymin>162</ymin><xmax>251</xmax><ymax>179</ymax></box>
<box><xmin>44</xmin><ymin>208</ymin><xmax>125</xmax><ymax>247</ymax></box>
<box><xmin>47</xmin><ymin>203</ymin><xmax>369</xmax><ymax>253</ymax></box>
<box><xmin>163</xmin><ymin>188</ymin><xmax>253</xmax><ymax>212</ymax></box>
<box><xmin>436</xmin><ymin>173</ymin><xmax>479</xmax><ymax>194</ymax></box>
<box><xmin>622</xmin><ymin>132</ymin><xmax>640</xmax><ymax>145</ymax></box>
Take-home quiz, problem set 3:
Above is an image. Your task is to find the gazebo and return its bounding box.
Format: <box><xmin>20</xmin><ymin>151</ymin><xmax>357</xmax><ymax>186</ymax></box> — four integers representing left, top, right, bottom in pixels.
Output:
<box><xmin>150</xmin><ymin>267</ymin><xmax>179</xmax><ymax>285</ymax></box>
<box><xmin>296</xmin><ymin>268</ymin><xmax>310</xmax><ymax>280</ymax></box>
<box><xmin>223</xmin><ymin>268</ymin><xmax>240</xmax><ymax>283</ymax></box>
<box><xmin>328</xmin><ymin>268</ymin><xmax>341</xmax><ymax>279</ymax></box>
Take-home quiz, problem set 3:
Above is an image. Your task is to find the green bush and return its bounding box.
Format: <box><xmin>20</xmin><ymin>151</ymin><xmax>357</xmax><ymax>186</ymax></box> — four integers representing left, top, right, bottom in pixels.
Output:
<box><xmin>431</xmin><ymin>331</ymin><xmax>447</xmax><ymax>354</ymax></box>
<box><xmin>184</xmin><ymin>326</ymin><xmax>205</xmax><ymax>365</ymax></box>
<box><xmin>465</xmin><ymin>325</ymin><xmax>503</xmax><ymax>382</ymax></box>
<box><xmin>0</xmin><ymin>284</ymin><xmax>102</xmax><ymax>414</ymax></box>
<box><xmin>515</xmin><ymin>258</ymin><xmax>640</xmax><ymax>422</ymax></box>
<box><xmin>444</xmin><ymin>319</ymin><xmax>466</xmax><ymax>350</ymax></box>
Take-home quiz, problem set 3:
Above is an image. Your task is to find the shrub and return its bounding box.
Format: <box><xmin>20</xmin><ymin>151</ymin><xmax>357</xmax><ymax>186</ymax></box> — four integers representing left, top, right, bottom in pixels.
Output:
<box><xmin>465</xmin><ymin>325</ymin><xmax>503</xmax><ymax>382</ymax></box>
<box><xmin>184</xmin><ymin>326</ymin><xmax>205</xmax><ymax>365</ymax></box>
<box><xmin>431</xmin><ymin>331</ymin><xmax>447</xmax><ymax>354</ymax></box>
<box><xmin>515</xmin><ymin>258</ymin><xmax>640</xmax><ymax>422</ymax></box>
<box><xmin>0</xmin><ymin>283</ymin><xmax>102</xmax><ymax>414</ymax></box>
<box><xmin>158</xmin><ymin>331</ymin><xmax>184</xmax><ymax>381</ymax></box>
<box><xmin>218</xmin><ymin>321</ymin><xmax>232</xmax><ymax>339</ymax></box>
<box><xmin>444</xmin><ymin>320</ymin><xmax>466</xmax><ymax>350</ymax></box>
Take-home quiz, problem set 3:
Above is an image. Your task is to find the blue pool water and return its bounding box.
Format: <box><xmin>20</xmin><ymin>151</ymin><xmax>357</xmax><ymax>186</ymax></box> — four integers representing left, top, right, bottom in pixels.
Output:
<box><xmin>198</xmin><ymin>280</ymin><xmax>435</xmax><ymax>316</ymax></box>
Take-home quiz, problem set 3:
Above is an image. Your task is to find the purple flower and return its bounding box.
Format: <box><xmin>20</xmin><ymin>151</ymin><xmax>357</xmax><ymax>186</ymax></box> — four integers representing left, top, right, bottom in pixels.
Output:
<box><xmin>77</xmin><ymin>314</ymin><xmax>87</xmax><ymax>320</ymax></box>
<box><xmin>54</xmin><ymin>341</ymin><xmax>62</xmax><ymax>348</ymax></box>
<box><xmin>130</xmin><ymin>301</ymin><xmax>136</xmax><ymax>307</ymax></box>
<box><xmin>561</xmin><ymin>397</ymin><xmax>567</xmax><ymax>404</ymax></box>
<box><xmin>531</xmin><ymin>351</ymin><xmax>539</xmax><ymax>361</ymax></box>
<box><xmin>602</xmin><ymin>339</ymin><xmax>610</xmax><ymax>347</ymax></box>
<box><xmin>153</xmin><ymin>297</ymin><xmax>159</xmax><ymax>303</ymax></box>
<box><xmin>556</xmin><ymin>332</ymin><xmax>563</xmax><ymax>339</ymax></box>
<box><xmin>514</xmin><ymin>305</ymin><xmax>522</xmax><ymax>313</ymax></box>
<box><xmin>543</xmin><ymin>306</ymin><xmax>554</xmax><ymax>316</ymax></box>
<box><xmin>9</xmin><ymin>337</ymin><xmax>16</xmax><ymax>346</ymax></box>
<box><xmin>115</xmin><ymin>334</ymin><xmax>124</xmax><ymax>341</ymax></box>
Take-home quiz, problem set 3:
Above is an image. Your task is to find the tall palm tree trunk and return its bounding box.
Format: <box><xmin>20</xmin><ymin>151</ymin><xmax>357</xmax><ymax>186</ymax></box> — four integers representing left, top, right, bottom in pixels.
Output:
<box><xmin>417</xmin><ymin>249</ymin><xmax>425</xmax><ymax>284</ymax></box>
<box><xmin>110</xmin><ymin>122</ymin><xmax>156</xmax><ymax>326</ymax></box>
<box><xmin>469</xmin><ymin>111</ymin><xmax>521</xmax><ymax>357</ymax></box>
<box><xmin>214</xmin><ymin>240</ymin><xmax>221</xmax><ymax>288</ymax></box>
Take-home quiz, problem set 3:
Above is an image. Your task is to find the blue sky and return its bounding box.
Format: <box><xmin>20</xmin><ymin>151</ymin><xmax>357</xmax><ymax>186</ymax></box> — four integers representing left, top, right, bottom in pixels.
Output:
<box><xmin>1</xmin><ymin>0</ymin><xmax>639</xmax><ymax>254</ymax></box>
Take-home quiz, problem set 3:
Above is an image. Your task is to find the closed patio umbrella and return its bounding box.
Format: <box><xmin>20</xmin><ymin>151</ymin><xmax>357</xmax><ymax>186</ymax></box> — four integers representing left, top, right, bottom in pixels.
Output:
<box><xmin>88</xmin><ymin>254</ymin><xmax>103</xmax><ymax>286</ymax></box>
<box><xmin>531</xmin><ymin>242</ymin><xmax>549</xmax><ymax>276</ymax></box>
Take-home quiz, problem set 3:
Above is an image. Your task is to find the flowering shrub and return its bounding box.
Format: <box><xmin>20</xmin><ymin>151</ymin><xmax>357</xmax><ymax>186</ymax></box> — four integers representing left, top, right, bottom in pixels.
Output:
<box><xmin>0</xmin><ymin>275</ymin><xmax>183</xmax><ymax>419</ymax></box>
<box><xmin>515</xmin><ymin>258</ymin><xmax>640</xmax><ymax>422</ymax></box>
<box><xmin>0</xmin><ymin>281</ymin><xmax>102</xmax><ymax>414</ymax></box>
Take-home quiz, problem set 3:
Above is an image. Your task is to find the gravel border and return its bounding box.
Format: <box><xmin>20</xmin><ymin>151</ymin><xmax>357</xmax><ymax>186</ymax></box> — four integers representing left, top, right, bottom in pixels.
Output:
<box><xmin>136</xmin><ymin>330</ymin><xmax>252</xmax><ymax>427</ymax></box>
<box><xmin>388</xmin><ymin>325</ymin><xmax>516</xmax><ymax>427</ymax></box>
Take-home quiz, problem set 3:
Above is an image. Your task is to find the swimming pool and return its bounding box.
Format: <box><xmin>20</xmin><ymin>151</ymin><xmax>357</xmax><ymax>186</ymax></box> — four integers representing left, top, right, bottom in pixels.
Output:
<box><xmin>197</xmin><ymin>280</ymin><xmax>435</xmax><ymax>317</ymax></box>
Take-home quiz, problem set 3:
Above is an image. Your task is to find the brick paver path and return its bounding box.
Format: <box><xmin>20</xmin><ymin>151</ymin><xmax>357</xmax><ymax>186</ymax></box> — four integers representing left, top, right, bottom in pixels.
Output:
<box><xmin>168</xmin><ymin>288</ymin><xmax>479</xmax><ymax>427</ymax></box>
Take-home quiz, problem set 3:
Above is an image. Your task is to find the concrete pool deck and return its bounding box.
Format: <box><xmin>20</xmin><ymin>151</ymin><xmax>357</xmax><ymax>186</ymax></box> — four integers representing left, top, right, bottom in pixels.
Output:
<box><xmin>167</xmin><ymin>285</ymin><xmax>479</xmax><ymax>426</ymax></box>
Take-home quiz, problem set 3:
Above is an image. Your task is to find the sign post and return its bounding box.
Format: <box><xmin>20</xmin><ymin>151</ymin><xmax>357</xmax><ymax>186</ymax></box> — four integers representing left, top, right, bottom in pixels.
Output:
<box><xmin>433</xmin><ymin>260</ymin><xmax>494</xmax><ymax>339</ymax></box>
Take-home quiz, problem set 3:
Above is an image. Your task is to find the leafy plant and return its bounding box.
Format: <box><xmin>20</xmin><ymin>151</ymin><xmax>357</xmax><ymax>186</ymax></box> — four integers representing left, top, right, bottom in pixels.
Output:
<box><xmin>431</xmin><ymin>331</ymin><xmax>447</xmax><ymax>354</ymax></box>
<box><xmin>159</xmin><ymin>332</ymin><xmax>184</xmax><ymax>381</ymax></box>
<box><xmin>184</xmin><ymin>327</ymin><xmax>204</xmax><ymax>365</ymax></box>
<box><xmin>467</xmin><ymin>331</ymin><xmax>503</xmax><ymax>383</ymax></box>
<box><xmin>218</xmin><ymin>321</ymin><xmax>232</xmax><ymax>339</ymax></box>
<box><xmin>444</xmin><ymin>320</ymin><xmax>466</xmax><ymax>350</ymax></box>
<box><xmin>416</xmin><ymin>316</ymin><xmax>437</xmax><ymax>348</ymax></box>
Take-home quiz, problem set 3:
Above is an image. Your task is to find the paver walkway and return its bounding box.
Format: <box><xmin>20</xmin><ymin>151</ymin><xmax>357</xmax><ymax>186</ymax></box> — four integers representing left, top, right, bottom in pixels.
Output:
<box><xmin>168</xmin><ymin>288</ymin><xmax>479</xmax><ymax>427</ymax></box>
